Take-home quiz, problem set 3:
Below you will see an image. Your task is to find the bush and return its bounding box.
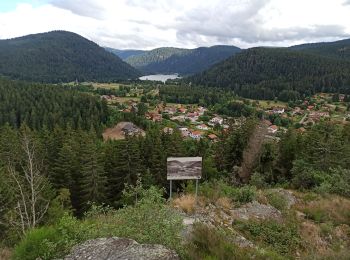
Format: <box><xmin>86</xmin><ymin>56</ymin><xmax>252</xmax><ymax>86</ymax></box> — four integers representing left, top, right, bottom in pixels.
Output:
<box><xmin>265</xmin><ymin>191</ymin><xmax>288</xmax><ymax>211</ymax></box>
<box><xmin>13</xmin><ymin>215</ymin><xmax>93</xmax><ymax>260</ymax></box>
<box><xmin>235</xmin><ymin>220</ymin><xmax>301</xmax><ymax>256</ymax></box>
<box><xmin>196</xmin><ymin>180</ymin><xmax>256</xmax><ymax>204</ymax></box>
<box><xmin>186</xmin><ymin>223</ymin><xmax>283</xmax><ymax>260</ymax></box>
<box><xmin>13</xmin><ymin>187</ymin><xmax>184</xmax><ymax>260</ymax></box>
<box><xmin>13</xmin><ymin>226</ymin><xmax>60</xmax><ymax>260</ymax></box>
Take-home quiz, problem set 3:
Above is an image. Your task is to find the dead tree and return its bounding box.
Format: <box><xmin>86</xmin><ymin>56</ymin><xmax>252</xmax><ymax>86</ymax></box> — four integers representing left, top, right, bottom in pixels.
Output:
<box><xmin>6</xmin><ymin>131</ymin><xmax>50</xmax><ymax>235</ymax></box>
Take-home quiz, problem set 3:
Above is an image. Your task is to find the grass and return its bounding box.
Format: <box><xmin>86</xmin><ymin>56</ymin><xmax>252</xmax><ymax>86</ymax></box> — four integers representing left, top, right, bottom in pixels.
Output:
<box><xmin>295</xmin><ymin>195</ymin><xmax>350</xmax><ymax>225</ymax></box>
<box><xmin>172</xmin><ymin>194</ymin><xmax>197</xmax><ymax>214</ymax></box>
<box><xmin>0</xmin><ymin>248</ymin><xmax>12</xmax><ymax>260</ymax></box>
<box><xmin>265</xmin><ymin>190</ymin><xmax>288</xmax><ymax>211</ymax></box>
<box><xmin>247</xmin><ymin>99</ymin><xmax>288</xmax><ymax>109</ymax></box>
<box><xmin>234</xmin><ymin>220</ymin><xmax>301</xmax><ymax>257</ymax></box>
<box><xmin>186</xmin><ymin>223</ymin><xmax>284</xmax><ymax>260</ymax></box>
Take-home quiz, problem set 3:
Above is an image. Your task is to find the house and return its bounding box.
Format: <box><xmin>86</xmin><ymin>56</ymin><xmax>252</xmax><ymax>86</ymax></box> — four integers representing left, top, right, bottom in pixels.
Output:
<box><xmin>209</xmin><ymin>116</ymin><xmax>223</xmax><ymax>126</ymax></box>
<box><xmin>297</xmin><ymin>127</ymin><xmax>307</xmax><ymax>134</ymax></box>
<box><xmin>196</xmin><ymin>124</ymin><xmax>208</xmax><ymax>130</ymax></box>
<box><xmin>272</xmin><ymin>107</ymin><xmax>285</xmax><ymax>114</ymax></box>
<box><xmin>262</xmin><ymin>119</ymin><xmax>272</xmax><ymax>126</ymax></box>
<box><xmin>101</xmin><ymin>95</ymin><xmax>111</xmax><ymax>100</ymax></box>
<box><xmin>208</xmin><ymin>134</ymin><xmax>218</xmax><ymax>141</ymax></box>
<box><xmin>122</xmin><ymin>123</ymin><xmax>141</xmax><ymax>136</ymax></box>
<box><xmin>164</xmin><ymin>106</ymin><xmax>176</xmax><ymax>115</ymax></box>
<box><xmin>185</xmin><ymin>112</ymin><xmax>199</xmax><ymax>123</ymax></box>
<box><xmin>170</xmin><ymin>115</ymin><xmax>185</xmax><ymax>122</ymax></box>
<box><xmin>307</xmin><ymin>105</ymin><xmax>314</xmax><ymax>111</ymax></box>
<box><xmin>292</xmin><ymin>107</ymin><xmax>303</xmax><ymax>115</ymax></box>
<box><xmin>163</xmin><ymin>127</ymin><xmax>174</xmax><ymax>134</ymax></box>
<box><xmin>309</xmin><ymin>111</ymin><xmax>330</xmax><ymax>121</ymax></box>
<box><xmin>268</xmin><ymin>125</ymin><xmax>278</xmax><ymax>134</ymax></box>
<box><xmin>178</xmin><ymin>127</ymin><xmax>190</xmax><ymax>137</ymax></box>
<box><xmin>190</xmin><ymin>131</ymin><xmax>202</xmax><ymax>140</ymax></box>
<box><xmin>178</xmin><ymin>107</ymin><xmax>187</xmax><ymax>114</ymax></box>
<box><xmin>198</xmin><ymin>106</ymin><xmax>207</xmax><ymax>116</ymax></box>
<box><xmin>147</xmin><ymin>112</ymin><xmax>162</xmax><ymax>122</ymax></box>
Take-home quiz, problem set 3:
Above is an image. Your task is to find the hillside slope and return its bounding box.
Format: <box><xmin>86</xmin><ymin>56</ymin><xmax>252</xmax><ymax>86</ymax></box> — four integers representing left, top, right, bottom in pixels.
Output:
<box><xmin>0</xmin><ymin>31</ymin><xmax>141</xmax><ymax>83</ymax></box>
<box><xmin>125</xmin><ymin>46</ymin><xmax>241</xmax><ymax>75</ymax></box>
<box><xmin>190</xmin><ymin>47</ymin><xmax>350</xmax><ymax>100</ymax></box>
<box><xmin>105</xmin><ymin>48</ymin><xmax>146</xmax><ymax>60</ymax></box>
<box><xmin>290</xmin><ymin>38</ymin><xmax>350</xmax><ymax>61</ymax></box>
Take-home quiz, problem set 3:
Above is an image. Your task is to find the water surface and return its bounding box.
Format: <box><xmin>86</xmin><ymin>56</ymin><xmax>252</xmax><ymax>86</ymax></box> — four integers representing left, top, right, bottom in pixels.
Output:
<box><xmin>139</xmin><ymin>74</ymin><xmax>180</xmax><ymax>83</ymax></box>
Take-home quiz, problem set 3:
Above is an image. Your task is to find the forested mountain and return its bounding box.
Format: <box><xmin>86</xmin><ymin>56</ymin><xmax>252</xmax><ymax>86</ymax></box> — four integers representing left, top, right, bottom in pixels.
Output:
<box><xmin>0</xmin><ymin>31</ymin><xmax>141</xmax><ymax>83</ymax></box>
<box><xmin>290</xmin><ymin>38</ymin><xmax>350</xmax><ymax>61</ymax></box>
<box><xmin>124</xmin><ymin>46</ymin><xmax>241</xmax><ymax>75</ymax></box>
<box><xmin>0</xmin><ymin>78</ymin><xmax>109</xmax><ymax>131</ymax></box>
<box><xmin>190</xmin><ymin>47</ymin><xmax>350</xmax><ymax>101</ymax></box>
<box><xmin>105</xmin><ymin>48</ymin><xmax>146</xmax><ymax>60</ymax></box>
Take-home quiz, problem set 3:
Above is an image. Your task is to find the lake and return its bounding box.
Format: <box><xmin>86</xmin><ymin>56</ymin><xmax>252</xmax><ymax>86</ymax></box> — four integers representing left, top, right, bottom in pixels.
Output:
<box><xmin>139</xmin><ymin>74</ymin><xmax>180</xmax><ymax>83</ymax></box>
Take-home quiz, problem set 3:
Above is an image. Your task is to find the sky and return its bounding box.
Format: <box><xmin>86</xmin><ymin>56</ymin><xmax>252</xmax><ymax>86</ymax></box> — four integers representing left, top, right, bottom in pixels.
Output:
<box><xmin>0</xmin><ymin>0</ymin><xmax>350</xmax><ymax>50</ymax></box>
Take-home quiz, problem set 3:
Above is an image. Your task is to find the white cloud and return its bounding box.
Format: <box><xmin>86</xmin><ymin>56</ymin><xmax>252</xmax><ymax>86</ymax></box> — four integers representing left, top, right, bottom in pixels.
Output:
<box><xmin>0</xmin><ymin>0</ymin><xmax>349</xmax><ymax>49</ymax></box>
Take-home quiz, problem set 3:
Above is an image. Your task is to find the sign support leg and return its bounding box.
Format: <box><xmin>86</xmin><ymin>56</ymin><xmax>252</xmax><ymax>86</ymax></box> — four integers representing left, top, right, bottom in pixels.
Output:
<box><xmin>169</xmin><ymin>180</ymin><xmax>173</xmax><ymax>200</ymax></box>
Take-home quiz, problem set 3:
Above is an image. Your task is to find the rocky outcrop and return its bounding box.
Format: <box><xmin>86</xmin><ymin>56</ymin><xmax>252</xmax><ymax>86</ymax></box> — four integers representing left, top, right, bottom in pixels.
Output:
<box><xmin>64</xmin><ymin>237</ymin><xmax>179</xmax><ymax>260</ymax></box>
<box><xmin>231</xmin><ymin>201</ymin><xmax>283</xmax><ymax>221</ymax></box>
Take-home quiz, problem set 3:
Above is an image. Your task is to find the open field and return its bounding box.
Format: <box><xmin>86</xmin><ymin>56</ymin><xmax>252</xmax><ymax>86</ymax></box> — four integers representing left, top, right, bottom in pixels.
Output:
<box><xmin>248</xmin><ymin>99</ymin><xmax>288</xmax><ymax>109</ymax></box>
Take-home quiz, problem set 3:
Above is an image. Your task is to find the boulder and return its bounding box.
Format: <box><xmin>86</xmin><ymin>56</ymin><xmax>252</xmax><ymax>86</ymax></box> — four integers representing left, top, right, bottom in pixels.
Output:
<box><xmin>64</xmin><ymin>237</ymin><xmax>179</xmax><ymax>260</ymax></box>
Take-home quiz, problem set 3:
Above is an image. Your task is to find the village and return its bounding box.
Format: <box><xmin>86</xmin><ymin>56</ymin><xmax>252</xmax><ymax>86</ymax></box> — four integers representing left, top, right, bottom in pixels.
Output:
<box><xmin>100</xmin><ymin>86</ymin><xmax>350</xmax><ymax>142</ymax></box>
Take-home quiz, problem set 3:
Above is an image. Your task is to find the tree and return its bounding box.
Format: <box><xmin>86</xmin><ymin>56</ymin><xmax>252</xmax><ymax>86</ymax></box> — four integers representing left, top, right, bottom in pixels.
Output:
<box><xmin>79</xmin><ymin>137</ymin><xmax>107</xmax><ymax>211</ymax></box>
<box><xmin>3</xmin><ymin>127</ymin><xmax>52</xmax><ymax>235</ymax></box>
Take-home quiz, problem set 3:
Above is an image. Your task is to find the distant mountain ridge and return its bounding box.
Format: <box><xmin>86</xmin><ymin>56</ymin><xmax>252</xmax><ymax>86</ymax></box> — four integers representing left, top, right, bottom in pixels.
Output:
<box><xmin>290</xmin><ymin>38</ymin><xmax>350</xmax><ymax>61</ymax></box>
<box><xmin>105</xmin><ymin>48</ymin><xmax>146</xmax><ymax>60</ymax></box>
<box><xmin>190</xmin><ymin>46</ymin><xmax>350</xmax><ymax>101</ymax></box>
<box><xmin>0</xmin><ymin>31</ymin><xmax>141</xmax><ymax>83</ymax></box>
<box><xmin>107</xmin><ymin>45</ymin><xmax>242</xmax><ymax>75</ymax></box>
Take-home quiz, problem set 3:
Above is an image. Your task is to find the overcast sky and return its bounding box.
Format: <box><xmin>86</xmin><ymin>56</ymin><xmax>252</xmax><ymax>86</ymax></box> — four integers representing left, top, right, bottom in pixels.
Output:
<box><xmin>0</xmin><ymin>0</ymin><xmax>350</xmax><ymax>50</ymax></box>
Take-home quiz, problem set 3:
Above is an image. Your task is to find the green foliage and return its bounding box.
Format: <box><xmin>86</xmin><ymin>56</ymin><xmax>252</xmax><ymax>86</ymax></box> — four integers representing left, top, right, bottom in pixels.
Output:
<box><xmin>235</xmin><ymin>220</ymin><xmax>301</xmax><ymax>256</ymax></box>
<box><xmin>186</xmin><ymin>223</ymin><xmax>284</xmax><ymax>260</ymax></box>
<box><xmin>303</xmin><ymin>208</ymin><xmax>330</xmax><ymax>223</ymax></box>
<box><xmin>46</xmin><ymin>189</ymin><xmax>73</xmax><ymax>225</ymax></box>
<box><xmin>0</xmin><ymin>31</ymin><xmax>140</xmax><ymax>82</ymax></box>
<box><xmin>13</xmin><ymin>226</ymin><xmax>60</xmax><ymax>260</ymax></box>
<box><xmin>0</xmin><ymin>78</ymin><xmax>109</xmax><ymax>131</ymax></box>
<box><xmin>265</xmin><ymin>191</ymin><xmax>288</xmax><ymax>211</ymax></box>
<box><xmin>13</xmin><ymin>187</ymin><xmax>184</xmax><ymax>260</ymax></box>
<box><xmin>190</xmin><ymin>47</ymin><xmax>350</xmax><ymax>100</ymax></box>
<box><xmin>291</xmin><ymin>38</ymin><xmax>350</xmax><ymax>62</ymax></box>
<box><xmin>198</xmin><ymin>180</ymin><xmax>256</xmax><ymax>204</ymax></box>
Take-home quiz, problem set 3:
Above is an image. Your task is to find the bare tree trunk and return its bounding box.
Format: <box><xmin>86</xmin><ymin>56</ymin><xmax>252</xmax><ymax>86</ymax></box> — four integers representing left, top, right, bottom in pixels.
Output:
<box><xmin>6</xmin><ymin>130</ymin><xmax>50</xmax><ymax>235</ymax></box>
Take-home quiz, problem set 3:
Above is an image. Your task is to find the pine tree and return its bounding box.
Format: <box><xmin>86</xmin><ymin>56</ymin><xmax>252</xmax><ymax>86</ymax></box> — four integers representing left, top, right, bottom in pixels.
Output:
<box><xmin>79</xmin><ymin>137</ymin><xmax>107</xmax><ymax>210</ymax></box>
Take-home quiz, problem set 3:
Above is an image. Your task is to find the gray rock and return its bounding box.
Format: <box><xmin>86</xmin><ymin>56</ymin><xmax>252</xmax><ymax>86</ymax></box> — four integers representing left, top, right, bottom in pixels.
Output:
<box><xmin>230</xmin><ymin>201</ymin><xmax>282</xmax><ymax>221</ymax></box>
<box><xmin>64</xmin><ymin>237</ymin><xmax>179</xmax><ymax>260</ymax></box>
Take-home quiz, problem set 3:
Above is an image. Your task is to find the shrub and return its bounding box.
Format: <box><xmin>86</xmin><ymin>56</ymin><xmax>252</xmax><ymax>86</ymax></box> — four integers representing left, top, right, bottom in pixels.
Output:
<box><xmin>235</xmin><ymin>186</ymin><xmax>257</xmax><ymax>204</ymax></box>
<box><xmin>196</xmin><ymin>180</ymin><xmax>256</xmax><ymax>204</ymax></box>
<box><xmin>265</xmin><ymin>191</ymin><xmax>288</xmax><ymax>211</ymax></box>
<box><xmin>250</xmin><ymin>172</ymin><xmax>268</xmax><ymax>188</ymax></box>
<box><xmin>296</xmin><ymin>196</ymin><xmax>350</xmax><ymax>226</ymax></box>
<box><xmin>186</xmin><ymin>223</ymin><xmax>283</xmax><ymax>260</ymax></box>
<box><xmin>235</xmin><ymin>220</ymin><xmax>301</xmax><ymax>256</ymax></box>
<box><xmin>13</xmin><ymin>226</ymin><xmax>60</xmax><ymax>260</ymax></box>
<box><xmin>13</xmin><ymin>186</ymin><xmax>184</xmax><ymax>260</ymax></box>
